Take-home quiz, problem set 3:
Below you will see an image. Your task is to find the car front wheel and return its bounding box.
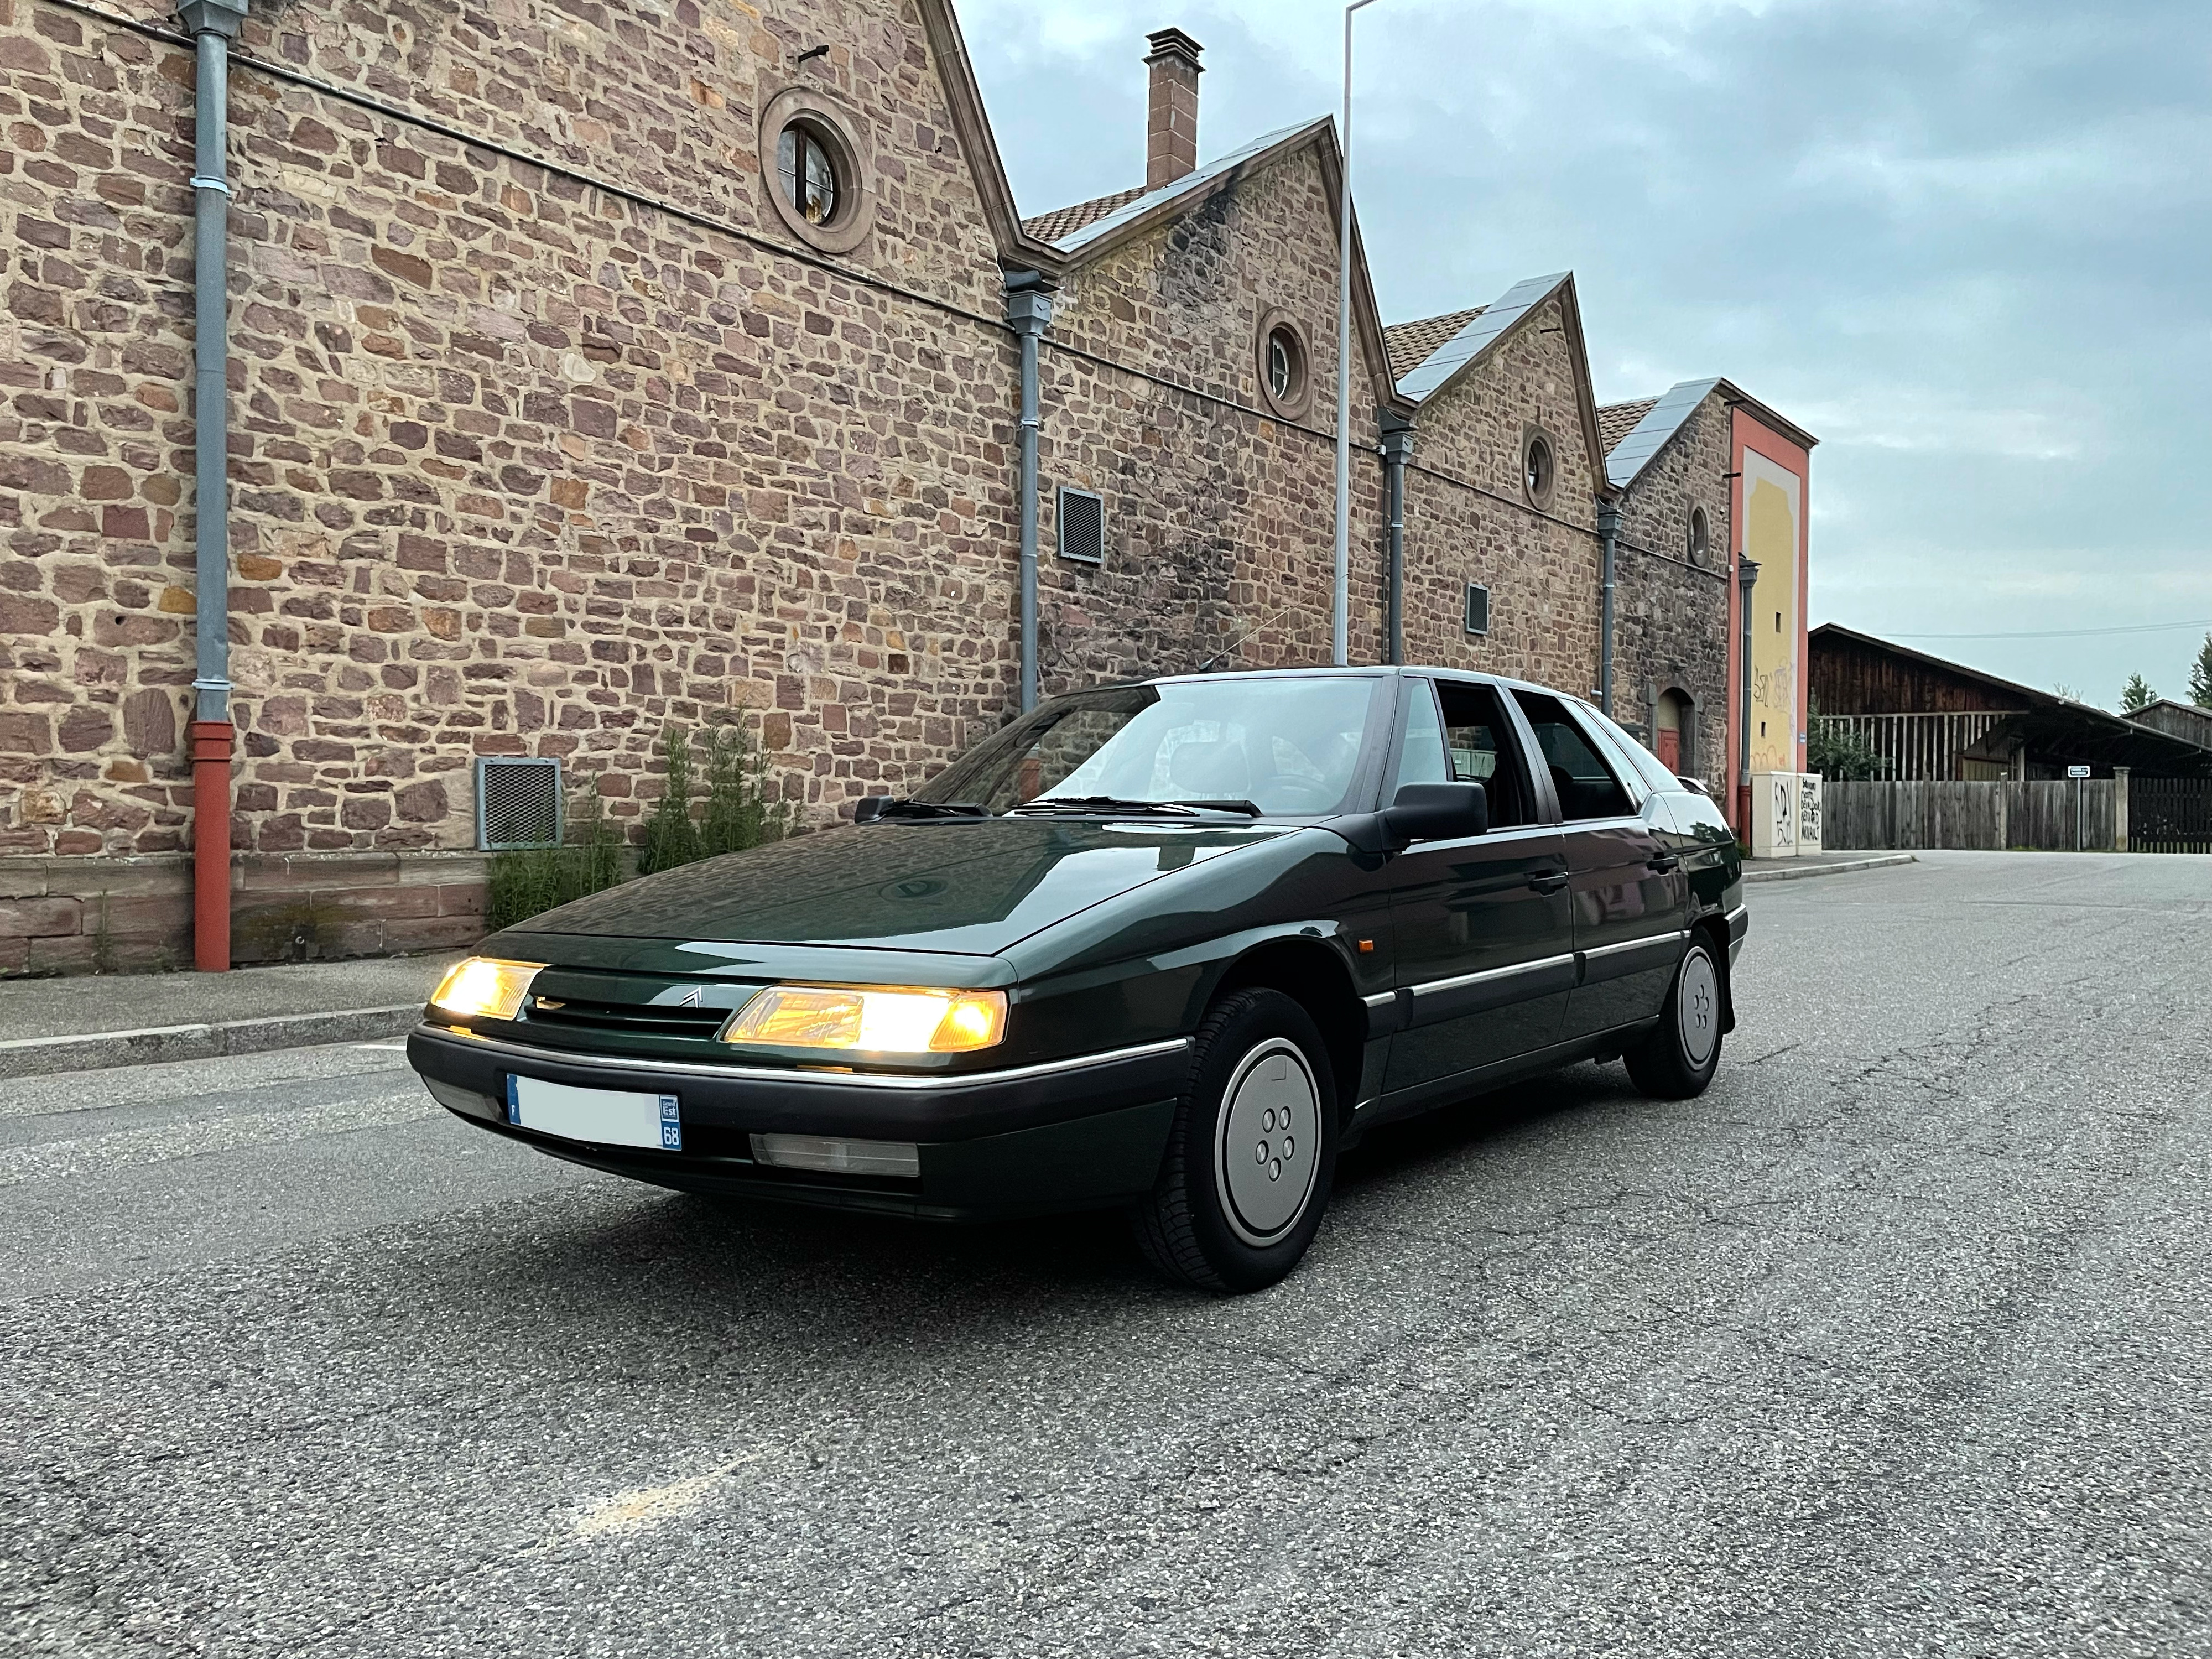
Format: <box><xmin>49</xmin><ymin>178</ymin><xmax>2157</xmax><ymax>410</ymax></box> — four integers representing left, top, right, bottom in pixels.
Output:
<box><xmin>1626</xmin><ymin>935</ymin><xmax>1725</xmax><ymax>1099</ymax></box>
<box><xmin>1132</xmin><ymin>989</ymin><xmax>1338</xmax><ymax>1293</ymax></box>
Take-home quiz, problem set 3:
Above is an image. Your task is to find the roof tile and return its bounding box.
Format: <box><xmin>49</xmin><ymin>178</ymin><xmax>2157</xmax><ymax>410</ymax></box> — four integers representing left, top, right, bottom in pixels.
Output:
<box><xmin>1382</xmin><ymin>308</ymin><xmax>1485</xmax><ymax>381</ymax></box>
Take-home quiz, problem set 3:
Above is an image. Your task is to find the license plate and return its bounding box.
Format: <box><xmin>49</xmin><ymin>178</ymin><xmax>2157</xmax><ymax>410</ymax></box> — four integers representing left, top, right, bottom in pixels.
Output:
<box><xmin>505</xmin><ymin>1075</ymin><xmax>682</xmax><ymax>1152</ymax></box>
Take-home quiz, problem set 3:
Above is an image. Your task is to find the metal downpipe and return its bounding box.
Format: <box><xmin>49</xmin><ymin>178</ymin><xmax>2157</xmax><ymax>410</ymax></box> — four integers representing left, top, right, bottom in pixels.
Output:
<box><xmin>181</xmin><ymin>0</ymin><xmax>247</xmax><ymax>971</ymax></box>
<box><xmin>1596</xmin><ymin>501</ymin><xmax>1620</xmax><ymax>716</ymax></box>
<box><xmin>1380</xmin><ymin>422</ymin><xmax>1412</xmax><ymax>665</ymax></box>
<box><xmin>1004</xmin><ymin>276</ymin><xmax>1052</xmax><ymax>713</ymax></box>
<box><xmin>1736</xmin><ymin>554</ymin><xmax>1761</xmax><ymax>841</ymax></box>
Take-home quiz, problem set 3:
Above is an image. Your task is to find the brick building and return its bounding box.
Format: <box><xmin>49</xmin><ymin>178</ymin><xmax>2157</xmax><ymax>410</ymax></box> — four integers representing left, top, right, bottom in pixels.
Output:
<box><xmin>0</xmin><ymin>0</ymin><xmax>1811</xmax><ymax>973</ymax></box>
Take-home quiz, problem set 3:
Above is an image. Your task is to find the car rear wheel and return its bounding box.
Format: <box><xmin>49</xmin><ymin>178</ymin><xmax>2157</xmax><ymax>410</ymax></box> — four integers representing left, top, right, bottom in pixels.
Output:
<box><xmin>1132</xmin><ymin>989</ymin><xmax>1338</xmax><ymax>1293</ymax></box>
<box><xmin>1626</xmin><ymin>935</ymin><xmax>1724</xmax><ymax>1099</ymax></box>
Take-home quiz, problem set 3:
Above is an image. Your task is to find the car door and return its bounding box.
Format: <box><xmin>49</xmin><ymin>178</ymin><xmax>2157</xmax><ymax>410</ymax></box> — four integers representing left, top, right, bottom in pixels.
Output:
<box><xmin>1507</xmin><ymin>689</ymin><xmax>1689</xmax><ymax>1040</ymax></box>
<box><xmin>1383</xmin><ymin>676</ymin><xmax>1575</xmax><ymax>1095</ymax></box>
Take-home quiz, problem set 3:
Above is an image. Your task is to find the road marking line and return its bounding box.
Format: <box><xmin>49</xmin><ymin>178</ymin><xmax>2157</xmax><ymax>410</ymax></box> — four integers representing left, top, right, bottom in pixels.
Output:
<box><xmin>570</xmin><ymin>1450</ymin><xmax>771</xmax><ymax>1541</ymax></box>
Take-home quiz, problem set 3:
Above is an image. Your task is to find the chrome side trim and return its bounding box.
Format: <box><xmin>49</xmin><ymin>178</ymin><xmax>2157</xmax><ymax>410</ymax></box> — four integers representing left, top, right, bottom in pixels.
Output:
<box><xmin>413</xmin><ymin>1024</ymin><xmax>1191</xmax><ymax>1090</ymax></box>
<box><xmin>1580</xmin><ymin>930</ymin><xmax>1689</xmax><ymax>962</ymax></box>
<box><xmin>1724</xmin><ymin>904</ymin><xmax>1748</xmax><ymax>929</ymax></box>
<box><xmin>1361</xmin><ymin>991</ymin><xmax>1397</xmax><ymax>1010</ymax></box>
<box><xmin>1407</xmin><ymin>953</ymin><xmax>1576</xmax><ymax>998</ymax></box>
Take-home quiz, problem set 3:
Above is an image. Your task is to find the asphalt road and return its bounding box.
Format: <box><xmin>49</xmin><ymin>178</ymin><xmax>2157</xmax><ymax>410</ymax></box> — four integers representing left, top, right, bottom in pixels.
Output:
<box><xmin>3</xmin><ymin>851</ymin><xmax>2207</xmax><ymax>1658</ymax></box>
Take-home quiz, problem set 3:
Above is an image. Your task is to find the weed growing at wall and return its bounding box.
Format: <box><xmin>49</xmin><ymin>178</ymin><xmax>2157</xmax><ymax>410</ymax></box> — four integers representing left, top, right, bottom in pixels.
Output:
<box><xmin>640</xmin><ymin>723</ymin><xmax>789</xmax><ymax>877</ymax></box>
<box><xmin>484</xmin><ymin>776</ymin><xmax>628</xmax><ymax>933</ymax></box>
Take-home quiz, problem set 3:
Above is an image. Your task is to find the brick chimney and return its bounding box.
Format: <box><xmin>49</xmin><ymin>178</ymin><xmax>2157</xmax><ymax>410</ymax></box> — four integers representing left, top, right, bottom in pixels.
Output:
<box><xmin>1144</xmin><ymin>28</ymin><xmax>1203</xmax><ymax>190</ymax></box>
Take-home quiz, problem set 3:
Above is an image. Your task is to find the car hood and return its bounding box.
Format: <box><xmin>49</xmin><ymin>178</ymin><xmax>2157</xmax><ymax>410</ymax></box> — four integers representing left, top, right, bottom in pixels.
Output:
<box><xmin>503</xmin><ymin>819</ymin><xmax>1302</xmax><ymax>958</ymax></box>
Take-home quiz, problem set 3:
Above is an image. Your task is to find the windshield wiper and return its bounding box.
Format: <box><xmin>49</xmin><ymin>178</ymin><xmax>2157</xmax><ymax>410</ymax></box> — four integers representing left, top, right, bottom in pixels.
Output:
<box><xmin>866</xmin><ymin>798</ymin><xmax>991</xmax><ymax>820</ymax></box>
<box><xmin>1009</xmin><ymin>796</ymin><xmax>1261</xmax><ymax>818</ymax></box>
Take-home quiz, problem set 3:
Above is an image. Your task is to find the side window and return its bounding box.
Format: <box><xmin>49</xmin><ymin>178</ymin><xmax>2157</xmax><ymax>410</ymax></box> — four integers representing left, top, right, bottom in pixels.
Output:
<box><xmin>1583</xmin><ymin>703</ymin><xmax>1682</xmax><ymax>797</ymax></box>
<box><xmin>1388</xmin><ymin>679</ymin><xmax>1450</xmax><ymax>794</ymax></box>
<box><xmin>1511</xmin><ymin>690</ymin><xmax>1635</xmax><ymax>821</ymax></box>
<box><xmin>1434</xmin><ymin>680</ymin><xmax>1534</xmax><ymax>828</ymax></box>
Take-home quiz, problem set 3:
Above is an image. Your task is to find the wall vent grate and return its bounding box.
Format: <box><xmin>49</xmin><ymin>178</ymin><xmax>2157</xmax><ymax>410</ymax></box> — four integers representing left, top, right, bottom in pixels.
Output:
<box><xmin>1464</xmin><ymin>583</ymin><xmax>1491</xmax><ymax>637</ymax></box>
<box><xmin>476</xmin><ymin>757</ymin><xmax>563</xmax><ymax>850</ymax></box>
<box><xmin>1057</xmin><ymin>487</ymin><xmax>1105</xmax><ymax>565</ymax></box>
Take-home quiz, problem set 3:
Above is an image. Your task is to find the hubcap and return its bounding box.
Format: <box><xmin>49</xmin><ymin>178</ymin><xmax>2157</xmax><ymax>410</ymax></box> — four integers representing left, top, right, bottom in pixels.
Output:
<box><xmin>1677</xmin><ymin>948</ymin><xmax>1719</xmax><ymax>1067</ymax></box>
<box><xmin>1214</xmin><ymin>1038</ymin><xmax>1320</xmax><ymax>1247</ymax></box>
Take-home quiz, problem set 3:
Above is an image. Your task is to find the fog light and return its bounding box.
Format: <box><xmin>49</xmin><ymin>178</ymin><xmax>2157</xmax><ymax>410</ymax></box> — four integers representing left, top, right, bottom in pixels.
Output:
<box><xmin>749</xmin><ymin>1133</ymin><xmax>920</xmax><ymax>1179</ymax></box>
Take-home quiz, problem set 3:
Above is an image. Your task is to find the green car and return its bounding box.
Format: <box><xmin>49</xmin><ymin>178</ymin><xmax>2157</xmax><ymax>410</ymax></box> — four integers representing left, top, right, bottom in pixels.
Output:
<box><xmin>408</xmin><ymin>668</ymin><xmax>1744</xmax><ymax>1291</ymax></box>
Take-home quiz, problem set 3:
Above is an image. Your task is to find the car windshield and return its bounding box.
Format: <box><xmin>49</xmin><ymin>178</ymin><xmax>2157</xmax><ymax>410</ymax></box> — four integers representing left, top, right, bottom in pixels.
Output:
<box><xmin>912</xmin><ymin>677</ymin><xmax>1381</xmax><ymax>817</ymax></box>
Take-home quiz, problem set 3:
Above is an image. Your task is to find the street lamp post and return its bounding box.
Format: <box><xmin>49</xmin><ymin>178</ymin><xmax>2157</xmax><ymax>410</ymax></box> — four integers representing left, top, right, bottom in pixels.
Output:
<box><xmin>1334</xmin><ymin>0</ymin><xmax>1381</xmax><ymax>668</ymax></box>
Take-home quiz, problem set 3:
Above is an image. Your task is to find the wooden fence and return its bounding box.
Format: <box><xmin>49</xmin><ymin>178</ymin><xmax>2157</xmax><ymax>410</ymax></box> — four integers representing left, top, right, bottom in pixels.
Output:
<box><xmin>1824</xmin><ymin>780</ymin><xmax>2117</xmax><ymax>851</ymax></box>
<box><xmin>2130</xmin><ymin>778</ymin><xmax>2212</xmax><ymax>854</ymax></box>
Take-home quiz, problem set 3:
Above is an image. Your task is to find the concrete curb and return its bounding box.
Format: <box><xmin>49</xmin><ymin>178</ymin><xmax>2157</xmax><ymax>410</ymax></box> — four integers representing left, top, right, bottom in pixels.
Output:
<box><xmin>1742</xmin><ymin>853</ymin><xmax>1918</xmax><ymax>885</ymax></box>
<box><xmin>0</xmin><ymin>1004</ymin><xmax>422</xmax><ymax>1080</ymax></box>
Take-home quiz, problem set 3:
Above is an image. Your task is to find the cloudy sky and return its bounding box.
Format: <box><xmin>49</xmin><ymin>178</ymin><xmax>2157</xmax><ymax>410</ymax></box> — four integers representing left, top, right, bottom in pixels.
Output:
<box><xmin>957</xmin><ymin>0</ymin><xmax>2212</xmax><ymax>709</ymax></box>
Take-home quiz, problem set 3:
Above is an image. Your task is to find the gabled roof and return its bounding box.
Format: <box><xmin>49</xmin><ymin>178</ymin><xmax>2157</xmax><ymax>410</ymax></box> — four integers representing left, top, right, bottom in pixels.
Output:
<box><xmin>1021</xmin><ymin>188</ymin><xmax>1146</xmax><ymax>245</ymax></box>
<box><xmin>1383</xmin><ymin>308</ymin><xmax>1484</xmax><ymax>381</ymax></box>
<box><xmin>1388</xmin><ymin>272</ymin><xmax>1612</xmax><ymax>501</ymax></box>
<box><xmin>1032</xmin><ymin>119</ymin><xmax>1325</xmax><ymax>257</ymax></box>
<box><xmin>1392</xmin><ymin>272</ymin><xmax>1571</xmax><ymax>403</ymax></box>
<box><xmin>1596</xmin><ymin>397</ymin><xmax>1658</xmax><ymax>455</ymax></box>
<box><xmin>1604</xmin><ymin>378</ymin><xmax>1723</xmax><ymax>488</ymax></box>
<box><xmin>1019</xmin><ymin>117</ymin><xmax>1408</xmax><ymax>420</ymax></box>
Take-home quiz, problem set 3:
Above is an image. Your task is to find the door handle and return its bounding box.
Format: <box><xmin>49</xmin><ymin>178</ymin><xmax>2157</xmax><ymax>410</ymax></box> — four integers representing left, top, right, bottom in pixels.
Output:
<box><xmin>1528</xmin><ymin>870</ymin><xmax>1569</xmax><ymax>894</ymax></box>
<box><xmin>1647</xmin><ymin>853</ymin><xmax>1681</xmax><ymax>873</ymax></box>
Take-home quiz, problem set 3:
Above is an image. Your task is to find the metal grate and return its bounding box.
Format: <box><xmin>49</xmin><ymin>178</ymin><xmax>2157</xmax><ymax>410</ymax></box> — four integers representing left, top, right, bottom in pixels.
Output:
<box><xmin>1464</xmin><ymin>583</ymin><xmax>1490</xmax><ymax>637</ymax></box>
<box><xmin>1057</xmin><ymin>487</ymin><xmax>1105</xmax><ymax>565</ymax></box>
<box><xmin>476</xmin><ymin>756</ymin><xmax>563</xmax><ymax>850</ymax></box>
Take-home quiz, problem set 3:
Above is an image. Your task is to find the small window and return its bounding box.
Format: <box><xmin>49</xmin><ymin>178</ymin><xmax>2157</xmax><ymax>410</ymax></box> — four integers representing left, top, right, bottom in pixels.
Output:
<box><xmin>1464</xmin><ymin>583</ymin><xmax>1490</xmax><ymax>637</ymax></box>
<box><xmin>1253</xmin><ymin>310</ymin><xmax>1312</xmax><ymax>419</ymax></box>
<box><xmin>1268</xmin><ymin>329</ymin><xmax>1299</xmax><ymax>402</ymax></box>
<box><xmin>1688</xmin><ymin>506</ymin><xmax>1709</xmax><ymax>565</ymax></box>
<box><xmin>1512</xmin><ymin>689</ymin><xmax>1634</xmax><ymax>821</ymax></box>
<box><xmin>1522</xmin><ymin>429</ymin><xmax>1557</xmax><ymax>509</ymax></box>
<box><xmin>1057</xmin><ymin>486</ymin><xmax>1105</xmax><ymax>565</ymax></box>
<box><xmin>476</xmin><ymin>756</ymin><xmax>563</xmax><ymax>850</ymax></box>
<box><xmin>777</xmin><ymin>121</ymin><xmax>842</xmax><ymax>225</ymax></box>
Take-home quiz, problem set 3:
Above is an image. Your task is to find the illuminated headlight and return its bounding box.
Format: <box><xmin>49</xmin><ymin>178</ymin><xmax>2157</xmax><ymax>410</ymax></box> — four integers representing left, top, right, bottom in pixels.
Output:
<box><xmin>720</xmin><ymin>985</ymin><xmax>1008</xmax><ymax>1054</ymax></box>
<box><xmin>429</xmin><ymin>956</ymin><xmax>548</xmax><ymax>1021</ymax></box>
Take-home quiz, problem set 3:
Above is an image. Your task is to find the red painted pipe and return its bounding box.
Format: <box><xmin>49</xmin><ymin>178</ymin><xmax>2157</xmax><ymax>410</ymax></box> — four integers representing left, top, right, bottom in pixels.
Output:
<box><xmin>190</xmin><ymin>719</ymin><xmax>233</xmax><ymax>972</ymax></box>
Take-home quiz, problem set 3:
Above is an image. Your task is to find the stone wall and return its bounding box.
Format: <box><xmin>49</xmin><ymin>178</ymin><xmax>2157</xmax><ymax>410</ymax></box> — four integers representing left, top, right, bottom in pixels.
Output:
<box><xmin>1611</xmin><ymin>389</ymin><xmax>1732</xmax><ymax>774</ymax></box>
<box><xmin>1</xmin><ymin>0</ymin><xmax>1026</xmax><ymax>880</ymax></box>
<box><xmin>0</xmin><ymin>847</ymin><xmax>484</xmax><ymax>975</ymax></box>
<box><xmin>1396</xmin><ymin>295</ymin><xmax>1602</xmax><ymax>695</ymax></box>
<box><xmin>1035</xmin><ymin>139</ymin><xmax>1389</xmax><ymax>690</ymax></box>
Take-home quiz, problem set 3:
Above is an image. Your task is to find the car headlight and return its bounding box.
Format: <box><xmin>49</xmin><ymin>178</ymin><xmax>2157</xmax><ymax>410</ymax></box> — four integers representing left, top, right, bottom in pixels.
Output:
<box><xmin>721</xmin><ymin>986</ymin><xmax>1007</xmax><ymax>1054</ymax></box>
<box><xmin>429</xmin><ymin>956</ymin><xmax>548</xmax><ymax>1021</ymax></box>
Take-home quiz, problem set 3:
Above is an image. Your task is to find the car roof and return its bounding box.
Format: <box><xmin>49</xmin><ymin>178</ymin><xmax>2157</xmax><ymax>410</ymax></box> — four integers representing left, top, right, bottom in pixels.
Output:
<box><xmin>1141</xmin><ymin>663</ymin><xmax>1563</xmax><ymax>697</ymax></box>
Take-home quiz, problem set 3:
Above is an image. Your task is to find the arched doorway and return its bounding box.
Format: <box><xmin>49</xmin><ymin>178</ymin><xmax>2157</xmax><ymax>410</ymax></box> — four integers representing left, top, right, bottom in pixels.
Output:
<box><xmin>1655</xmin><ymin>688</ymin><xmax>1694</xmax><ymax>776</ymax></box>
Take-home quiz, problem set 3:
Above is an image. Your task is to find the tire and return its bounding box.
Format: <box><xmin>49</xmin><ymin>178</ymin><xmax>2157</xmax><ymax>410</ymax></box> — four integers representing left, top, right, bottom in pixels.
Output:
<box><xmin>1626</xmin><ymin>935</ymin><xmax>1725</xmax><ymax>1099</ymax></box>
<box><xmin>1132</xmin><ymin>989</ymin><xmax>1339</xmax><ymax>1293</ymax></box>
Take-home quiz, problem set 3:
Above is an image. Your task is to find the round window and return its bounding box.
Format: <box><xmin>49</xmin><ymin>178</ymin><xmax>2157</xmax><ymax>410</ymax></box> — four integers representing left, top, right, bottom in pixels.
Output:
<box><xmin>757</xmin><ymin>87</ymin><xmax>874</xmax><ymax>254</ymax></box>
<box><xmin>1688</xmin><ymin>506</ymin><xmax>1710</xmax><ymax>565</ymax></box>
<box><xmin>1268</xmin><ymin>328</ymin><xmax>1299</xmax><ymax>402</ymax></box>
<box><xmin>1253</xmin><ymin>311</ymin><xmax>1313</xmax><ymax>419</ymax></box>
<box><xmin>1524</xmin><ymin>434</ymin><xmax>1555</xmax><ymax>504</ymax></box>
<box><xmin>777</xmin><ymin>121</ymin><xmax>842</xmax><ymax>226</ymax></box>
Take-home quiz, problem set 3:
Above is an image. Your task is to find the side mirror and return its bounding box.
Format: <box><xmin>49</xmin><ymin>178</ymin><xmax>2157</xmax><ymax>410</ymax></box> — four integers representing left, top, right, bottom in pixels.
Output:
<box><xmin>1381</xmin><ymin>782</ymin><xmax>1487</xmax><ymax>851</ymax></box>
<box><xmin>853</xmin><ymin>795</ymin><xmax>893</xmax><ymax>824</ymax></box>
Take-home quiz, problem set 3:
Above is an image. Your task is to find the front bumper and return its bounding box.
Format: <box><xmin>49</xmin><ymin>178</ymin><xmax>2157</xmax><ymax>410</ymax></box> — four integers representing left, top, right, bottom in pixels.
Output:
<box><xmin>406</xmin><ymin>1023</ymin><xmax>1188</xmax><ymax>1220</ymax></box>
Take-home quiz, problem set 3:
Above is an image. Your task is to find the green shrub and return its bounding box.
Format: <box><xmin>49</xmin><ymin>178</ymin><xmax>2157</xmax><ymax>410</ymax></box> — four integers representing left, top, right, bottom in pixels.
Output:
<box><xmin>1805</xmin><ymin>703</ymin><xmax>1888</xmax><ymax>782</ymax></box>
<box><xmin>483</xmin><ymin>773</ymin><xmax>629</xmax><ymax>933</ymax></box>
<box><xmin>639</xmin><ymin>719</ymin><xmax>789</xmax><ymax>876</ymax></box>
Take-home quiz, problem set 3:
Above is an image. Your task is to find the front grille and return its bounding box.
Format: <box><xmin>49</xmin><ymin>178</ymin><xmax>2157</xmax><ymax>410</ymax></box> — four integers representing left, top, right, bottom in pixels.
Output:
<box><xmin>524</xmin><ymin>995</ymin><xmax>731</xmax><ymax>1040</ymax></box>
